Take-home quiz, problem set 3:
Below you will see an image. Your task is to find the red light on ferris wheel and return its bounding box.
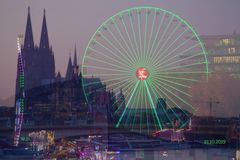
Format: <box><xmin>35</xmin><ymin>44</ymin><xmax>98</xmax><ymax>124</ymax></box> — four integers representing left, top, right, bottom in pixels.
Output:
<box><xmin>136</xmin><ymin>67</ymin><xmax>149</xmax><ymax>80</ymax></box>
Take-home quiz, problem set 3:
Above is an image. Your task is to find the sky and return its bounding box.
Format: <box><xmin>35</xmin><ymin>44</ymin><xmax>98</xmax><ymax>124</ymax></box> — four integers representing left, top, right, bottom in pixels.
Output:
<box><xmin>0</xmin><ymin>0</ymin><xmax>240</xmax><ymax>99</ymax></box>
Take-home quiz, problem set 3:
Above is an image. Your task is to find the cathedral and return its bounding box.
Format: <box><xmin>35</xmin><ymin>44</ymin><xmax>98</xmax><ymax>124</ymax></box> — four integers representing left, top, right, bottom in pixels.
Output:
<box><xmin>14</xmin><ymin>7</ymin><xmax>83</xmax><ymax>112</ymax></box>
<box><xmin>14</xmin><ymin>7</ymin><xmax>118</xmax><ymax>126</ymax></box>
<box><xmin>15</xmin><ymin>7</ymin><xmax>82</xmax><ymax>96</ymax></box>
<box><xmin>16</xmin><ymin>7</ymin><xmax>55</xmax><ymax>92</ymax></box>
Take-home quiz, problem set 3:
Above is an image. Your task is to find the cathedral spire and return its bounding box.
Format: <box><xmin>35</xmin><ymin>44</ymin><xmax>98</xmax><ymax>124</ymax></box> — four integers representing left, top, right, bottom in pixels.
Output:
<box><xmin>73</xmin><ymin>44</ymin><xmax>77</xmax><ymax>67</ymax></box>
<box><xmin>65</xmin><ymin>55</ymin><xmax>73</xmax><ymax>80</ymax></box>
<box><xmin>39</xmin><ymin>8</ymin><xmax>49</xmax><ymax>49</ymax></box>
<box><xmin>23</xmin><ymin>6</ymin><xmax>34</xmax><ymax>49</ymax></box>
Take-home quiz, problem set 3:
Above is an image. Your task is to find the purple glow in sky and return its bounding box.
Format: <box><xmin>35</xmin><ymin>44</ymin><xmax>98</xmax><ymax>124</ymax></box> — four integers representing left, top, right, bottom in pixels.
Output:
<box><xmin>0</xmin><ymin>0</ymin><xmax>240</xmax><ymax>100</ymax></box>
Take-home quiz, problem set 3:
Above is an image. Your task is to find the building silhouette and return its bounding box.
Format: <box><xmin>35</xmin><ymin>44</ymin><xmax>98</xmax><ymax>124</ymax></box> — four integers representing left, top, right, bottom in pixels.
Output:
<box><xmin>65</xmin><ymin>45</ymin><xmax>79</xmax><ymax>81</ymax></box>
<box><xmin>15</xmin><ymin>7</ymin><xmax>79</xmax><ymax>112</ymax></box>
<box><xmin>16</xmin><ymin>7</ymin><xmax>55</xmax><ymax>93</ymax></box>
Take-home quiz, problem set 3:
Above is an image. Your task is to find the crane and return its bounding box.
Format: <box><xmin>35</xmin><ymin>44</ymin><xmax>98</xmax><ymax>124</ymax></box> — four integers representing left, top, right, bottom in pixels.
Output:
<box><xmin>208</xmin><ymin>98</ymin><xmax>220</xmax><ymax>117</ymax></box>
<box><xmin>191</xmin><ymin>98</ymin><xmax>220</xmax><ymax>117</ymax></box>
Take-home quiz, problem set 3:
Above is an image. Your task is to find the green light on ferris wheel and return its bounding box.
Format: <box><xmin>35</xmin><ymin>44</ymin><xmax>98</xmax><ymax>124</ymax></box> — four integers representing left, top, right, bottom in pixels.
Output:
<box><xmin>82</xmin><ymin>6</ymin><xmax>209</xmax><ymax>132</ymax></box>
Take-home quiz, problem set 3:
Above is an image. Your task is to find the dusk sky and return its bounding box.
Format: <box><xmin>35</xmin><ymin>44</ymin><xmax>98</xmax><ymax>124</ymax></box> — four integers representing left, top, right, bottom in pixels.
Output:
<box><xmin>0</xmin><ymin>0</ymin><xmax>240</xmax><ymax>100</ymax></box>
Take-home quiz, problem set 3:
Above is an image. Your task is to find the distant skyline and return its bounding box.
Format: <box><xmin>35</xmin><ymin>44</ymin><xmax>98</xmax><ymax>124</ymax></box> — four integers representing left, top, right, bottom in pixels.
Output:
<box><xmin>0</xmin><ymin>0</ymin><xmax>240</xmax><ymax>99</ymax></box>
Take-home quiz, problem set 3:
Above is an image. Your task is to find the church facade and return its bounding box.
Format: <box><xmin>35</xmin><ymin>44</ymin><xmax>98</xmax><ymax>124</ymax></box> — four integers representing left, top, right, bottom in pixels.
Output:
<box><xmin>16</xmin><ymin>7</ymin><xmax>55</xmax><ymax>92</ymax></box>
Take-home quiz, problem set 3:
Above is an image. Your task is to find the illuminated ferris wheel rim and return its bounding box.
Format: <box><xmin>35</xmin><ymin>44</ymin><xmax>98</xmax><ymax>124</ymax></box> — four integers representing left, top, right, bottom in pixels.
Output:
<box><xmin>82</xmin><ymin>6</ymin><xmax>208</xmax><ymax>75</ymax></box>
<box><xmin>81</xmin><ymin>6</ymin><xmax>209</xmax><ymax>131</ymax></box>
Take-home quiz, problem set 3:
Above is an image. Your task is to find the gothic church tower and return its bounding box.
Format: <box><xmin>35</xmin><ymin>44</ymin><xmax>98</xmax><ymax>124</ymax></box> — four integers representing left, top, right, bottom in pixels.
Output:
<box><xmin>17</xmin><ymin>7</ymin><xmax>55</xmax><ymax>91</ymax></box>
<box><xmin>15</xmin><ymin>7</ymin><xmax>55</xmax><ymax>108</ymax></box>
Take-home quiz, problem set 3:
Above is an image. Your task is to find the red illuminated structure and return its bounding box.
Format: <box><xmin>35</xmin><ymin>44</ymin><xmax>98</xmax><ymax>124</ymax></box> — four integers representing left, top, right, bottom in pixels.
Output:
<box><xmin>136</xmin><ymin>67</ymin><xmax>149</xmax><ymax>80</ymax></box>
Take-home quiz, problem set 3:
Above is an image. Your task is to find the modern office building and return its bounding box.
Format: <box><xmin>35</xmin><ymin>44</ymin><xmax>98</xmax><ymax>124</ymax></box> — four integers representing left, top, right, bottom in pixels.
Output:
<box><xmin>201</xmin><ymin>32</ymin><xmax>240</xmax><ymax>77</ymax></box>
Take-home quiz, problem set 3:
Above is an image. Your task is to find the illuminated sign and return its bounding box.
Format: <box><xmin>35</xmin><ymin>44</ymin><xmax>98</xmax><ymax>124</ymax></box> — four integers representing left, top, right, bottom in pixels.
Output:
<box><xmin>213</xmin><ymin>56</ymin><xmax>240</xmax><ymax>64</ymax></box>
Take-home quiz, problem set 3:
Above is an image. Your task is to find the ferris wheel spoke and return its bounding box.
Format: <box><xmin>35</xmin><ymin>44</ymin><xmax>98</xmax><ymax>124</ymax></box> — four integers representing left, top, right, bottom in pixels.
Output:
<box><xmin>93</xmin><ymin>40</ymin><xmax>132</xmax><ymax>67</ymax></box>
<box><xmin>112</xmin><ymin>18</ymin><xmax>137</xmax><ymax>64</ymax></box>
<box><xmin>112</xmin><ymin>79</ymin><xmax>135</xmax><ymax>109</ymax></box>
<box><xmin>82</xmin><ymin>64</ymin><xmax>130</xmax><ymax>73</ymax></box>
<box><xmin>152</xmin><ymin>81</ymin><xmax>189</xmax><ymax>112</ymax></box>
<box><xmin>156</xmin><ymin>51</ymin><xmax>204</xmax><ymax>71</ymax></box>
<box><xmin>83</xmin><ymin>75</ymin><xmax>132</xmax><ymax>87</ymax></box>
<box><xmin>83</xmin><ymin>73</ymin><xmax>131</xmax><ymax>77</ymax></box>
<box><xmin>151</xmin><ymin>81</ymin><xmax>188</xmax><ymax>122</ymax></box>
<box><xmin>152</xmin><ymin>78</ymin><xmax>195</xmax><ymax>110</ymax></box>
<box><xmin>159</xmin><ymin>61</ymin><xmax>207</xmax><ymax>73</ymax></box>
<box><xmin>138</xmin><ymin>82</ymin><xmax>151</xmax><ymax>131</ymax></box>
<box><xmin>123</xmin><ymin>81</ymin><xmax>142</xmax><ymax>128</ymax></box>
<box><xmin>116</xmin><ymin>81</ymin><xmax>140</xmax><ymax>128</ymax></box>
<box><xmin>116</xmin><ymin>80</ymin><xmax>140</xmax><ymax>126</ymax></box>
<box><xmin>139</xmin><ymin>82</ymin><xmax>145</xmax><ymax>132</ymax></box>
<box><xmin>146</xmin><ymin>80</ymin><xmax>174</xmax><ymax>127</ymax></box>
<box><xmin>144</xmin><ymin>80</ymin><xmax>163</xmax><ymax>130</ymax></box>
<box><xmin>154</xmin><ymin>78</ymin><xmax>192</xmax><ymax>97</ymax></box>
<box><xmin>87</xmin><ymin>47</ymin><xmax>130</xmax><ymax>69</ymax></box>
<box><xmin>151</xmin><ymin>15</ymin><xmax>174</xmax><ymax>63</ymax></box>
<box><xmin>136</xmin><ymin>82</ymin><xmax>145</xmax><ymax>130</ymax></box>
<box><xmin>107</xmin><ymin>78</ymin><xmax>135</xmax><ymax>94</ymax></box>
<box><xmin>99</xmin><ymin>32</ymin><xmax>135</xmax><ymax>65</ymax></box>
<box><xmin>107</xmin><ymin>21</ymin><xmax>136</xmax><ymax>64</ymax></box>
<box><xmin>85</xmin><ymin>56</ymin><xmax>130</xmax><ymax>72</ymax></box>
<box><xmin>113</xmin><ymin>78</ymin><xmax>136</xmax><ymax>110</ymax></box>
<box><xmin>148</xmin><ymin>12</ymin><xmax>166</xmax><ymax>63</ymax></box>
<box><xmin>137</xmin><ymin>10</ymin><xmax>144</xmax><ymax>61</ymax></box>
<box><xmin>133</xmin><ymin>83</ymin><xmax>150</xmax><ymax>132</ymax></box>
<box><xmin>143</xmin><ymin>9</ymin><xmax>149</xmax><ymax>63</ymax></box>
<box><xmin>146</xmin><ymin>9</ymin><xmax>156</xmax><ymax>57</ymax></box>
<box><xmin>155</xmin><ymin>35</ymin><xmax>197</xmax><ymax>67</ymax></box>
<box><xmin>113</xmin><ymin>81</ymin><xmax>136</xmax><ymax>115</ymax></box>
<box><xmin>114</xmin><ymin>78</ymin><xmax>136</xmax><ymax>96</ymax></box>
<box><xmin>144</xmin><ymin>81</ymin><xmax>150</xmax><ymax>133</ymax></box>
<box><xmin>83</xmin><ymin>77</ymin><xmax>132</xmax><ymax>97</ymax></box>
<box><xmin>157</xmin><ymin>42</ymin><xmax>201</xmax><ymax>68</ymax></box>
<box><xmin>143</xmin><ymin>80</ymin><xmax>151</xmax><ymax>133</ymax></box>
<box><xmin>89</xmin><ymin>41</ymin><xmax>130</xmax><ymax>67</ymax></box>
<box><xmin>151</xmin><ymin>74</ymin><xmax>198</xmax><ymax>82</ymax></box>
<box><xmin>129</xmin><ymin>81</ymin><xmax>144</xmax><ymax>130</ymax></box>
<box><xmin>105</xmin><ymin>80</ymin><xmax>133</xmax><ymax>97</ymax></box>
<box><xmin>154</xmin><ymin>75</ymin><xmax>191</xmax><ymax>89</ymax></box>
<box><xmin>106</xmin><ymin>22</ymin><xmax>137</xmax><ymax>66</ymax></box>
<box><xmin>151</xmin><ymin>27</ymin><xmax>190</xmax><ymax>66</ymax></box>
<box><xmin>158</xmin><ymin>20</ymin><xmax>182</xmax><ymax>51</ymax></box>
<box><xmin>120</xmin><ymin>17</ymin><xmax>139</xmax><ymax>63</ymax></box>
<box><xmin>159</xmin><ymin>71</ymin><xmax>209</xmax><ymax>75</ymax></box>
<box><xmin>151</xmin><ymin>20</ymin><xmax>182</xmax><ymax>64</ymax></box>
<box><xmin>129</xmin><ymin>11</ymin><xmax>141</xmax><ymax>62</ymax></box>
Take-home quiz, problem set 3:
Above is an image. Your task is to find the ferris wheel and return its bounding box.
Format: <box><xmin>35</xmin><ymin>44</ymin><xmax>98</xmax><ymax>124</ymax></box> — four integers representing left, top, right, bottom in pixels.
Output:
<box><xmin>82</xmin><ymin>7</ymin><xmax>208</xmax><ymax>132</ymax></box>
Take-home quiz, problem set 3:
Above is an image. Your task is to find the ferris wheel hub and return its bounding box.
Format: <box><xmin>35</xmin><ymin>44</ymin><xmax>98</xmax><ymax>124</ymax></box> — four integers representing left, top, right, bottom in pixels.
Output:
<box><xmin>136</xmin><ymin>67</ymin><xmax>149</xmax><ymax>80</ymax></box>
